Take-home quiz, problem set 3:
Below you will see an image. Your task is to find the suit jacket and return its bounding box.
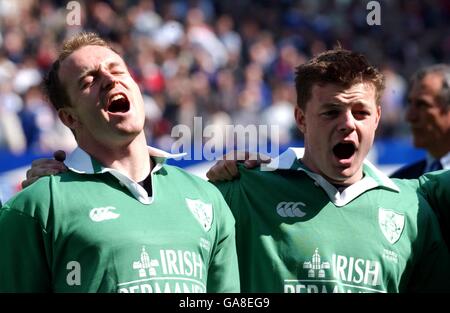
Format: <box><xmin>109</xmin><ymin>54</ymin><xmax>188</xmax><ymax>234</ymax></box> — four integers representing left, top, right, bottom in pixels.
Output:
<box><xmin>389</xmin><ymin>159</ymin><xmax>427</xmax><ymax>179</ymax></box>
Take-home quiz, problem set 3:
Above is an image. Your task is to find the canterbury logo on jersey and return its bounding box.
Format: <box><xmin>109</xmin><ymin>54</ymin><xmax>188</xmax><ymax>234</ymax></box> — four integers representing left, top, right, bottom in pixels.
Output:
<box><xmin>89</xmin><ymin>206</ymin><xmax>120</xmax><ymax>222</ymax></box>
<box><xmin>276</xmin><ymin>201</ymin><xmax>306</xmax><ymax>217</ymax></box>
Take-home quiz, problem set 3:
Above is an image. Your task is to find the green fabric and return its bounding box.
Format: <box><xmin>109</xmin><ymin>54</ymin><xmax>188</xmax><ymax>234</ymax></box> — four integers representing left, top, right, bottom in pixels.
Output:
<box><xmin>0</xmin><ymin>165</ymin><xmax>239</xmax><ymax>293</ymax></box>
<box><xmin>214</xmin><ymin>163</ymin><xmax>450</xmax><ymax>293</ymax></box>
<box><xmin>410</xmin><ymin>170</ymin><xmax>450</xmax><ymax>252</ymax></box>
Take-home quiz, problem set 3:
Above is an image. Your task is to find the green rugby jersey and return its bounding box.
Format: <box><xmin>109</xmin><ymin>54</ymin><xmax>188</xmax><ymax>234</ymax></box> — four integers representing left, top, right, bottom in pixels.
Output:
<box><xmin>0</xmin><ymin>147</ymin><xmax>239</xmax><ymax>293</ymax></box>
<box><xmin>214</xmin><ymin>148</ymin><xmax>450</xmax><ymax>293</ymax></box>
<box><xmin>406</xmin><ymin>170</ymin><xmax>450</xmax><ymax>251</ymax></box>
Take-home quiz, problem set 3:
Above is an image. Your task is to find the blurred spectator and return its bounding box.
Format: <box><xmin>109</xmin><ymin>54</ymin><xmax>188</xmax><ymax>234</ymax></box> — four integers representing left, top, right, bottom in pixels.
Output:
<box><xmin>271</xmin><ymin>41</ymin><xmax>307</xmax><ymax>84</ymax></box>
<box><xmin>13</xmin><ymin>57</ymin><xmax>42</xmax><ymax>95</ymax></box>
<box><xmin>378</xmin><ymin>63</ymin><xmax>408</xmax><ymax>138</ymax></box>
<box><xmin>262</xmin><ymin>82</ymin><xmax>297</xmax><ymax>146</ymax></box>
<box><xmin>0</xmin><ymin>81</ymin><xmax>26</xmax><ymax>154</ymax></box>
<box><xmin>248</xmin><ymin>31</ymin><xmax>277</xmax><ymax>73</ymax></box>
<box><xmin>0</xmin><ymin>51</ymin><xmax>26</xmax><ymax>154</ymax></box>
<box><xmin>186</xmin><ymin>7</ymin><xmax>228</xmax><ymax>73</ymax></box>
<box><xmin>241</xmin><ymin>62</ymin><xmax>272</xmax><ymax>109</ymax></box>
<box><xmin>130</xmin><ymin>0</ymin><xmax>162</xmax><ymax>38</ymax></box>
<box><xmin>215</xmin><ymin>67</ymin><xmax>239</xmax><ymax>112</ymax></box>
<box><xmin>391</xmin><ymin>64</ymin><xmax>450</xmax><ymax>178</ymax></box>
<box><xmin>215</xmin><ymin>14</ymin><xmax>242</xmax><ymax>68</ymax></box>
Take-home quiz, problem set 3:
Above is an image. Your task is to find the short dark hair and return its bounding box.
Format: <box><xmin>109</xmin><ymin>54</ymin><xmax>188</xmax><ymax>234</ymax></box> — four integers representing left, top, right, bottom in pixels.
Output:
<box><xmin>294</xmin><ymin>48</ymin><xmax>385</xmax><ymax>109</ymax></box>
<box><xmin>412</xmin><ymin>64</ymin><xmax>450</xmax><ymax>110</ymax></box>
<box><xmin>44</xmin><ymin>32</ymin><xmax>112</xmax><ymax>110</ymax></box>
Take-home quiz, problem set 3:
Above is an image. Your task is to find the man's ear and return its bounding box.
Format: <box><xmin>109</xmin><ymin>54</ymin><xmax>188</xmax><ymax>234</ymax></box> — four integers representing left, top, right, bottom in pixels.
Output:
<box><xmin>58</xmin><ymin>107</ymin><xmax>80</xmax><ymax>130</ymax></box>
<box><xmin>295</xmin><ymin>106</ymin><xmax>306</xmax><ymax>134</ymax></box>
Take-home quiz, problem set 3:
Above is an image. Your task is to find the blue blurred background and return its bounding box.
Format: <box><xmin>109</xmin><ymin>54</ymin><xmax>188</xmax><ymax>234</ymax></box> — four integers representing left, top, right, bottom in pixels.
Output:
<box><xmin>1</xmin><ymin>0</ymin><xmax>445</xmax><ymax>202</ymax></box>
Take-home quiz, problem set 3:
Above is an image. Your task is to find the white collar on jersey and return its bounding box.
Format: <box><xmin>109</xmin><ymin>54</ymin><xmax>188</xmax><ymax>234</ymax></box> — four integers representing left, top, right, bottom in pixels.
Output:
<box><xmin>261</xmin><ymin>147</ymin><xmax>400</xmax><ymax>207</ymax></box>
<box><xmin>65</xmin><ymin>146</ymin><xmax>186</xmax><ymax>205</ymax></box>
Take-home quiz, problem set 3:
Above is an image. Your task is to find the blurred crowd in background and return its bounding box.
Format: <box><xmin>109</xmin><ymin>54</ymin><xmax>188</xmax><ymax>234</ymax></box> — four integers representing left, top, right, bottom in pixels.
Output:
<box><xmin>1</xmin><ymin>0</ymin><xmax>450</xmax><ymax>157</ymax></box>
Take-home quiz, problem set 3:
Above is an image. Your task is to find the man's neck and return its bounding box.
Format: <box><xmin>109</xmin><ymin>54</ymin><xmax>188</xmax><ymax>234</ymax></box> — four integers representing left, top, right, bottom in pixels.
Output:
<box><xmin>300</xmin><ymin>156</ymin><xmax>363</xmax><ymax>186</ymax></box>
<box><xmin>79</xmin><ymin>132</ymin><xmax>151</xmax><ymax>182</ymax></box>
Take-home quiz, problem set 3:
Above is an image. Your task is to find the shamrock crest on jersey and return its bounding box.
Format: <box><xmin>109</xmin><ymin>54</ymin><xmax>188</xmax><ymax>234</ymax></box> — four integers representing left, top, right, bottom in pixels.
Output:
<box><xmin>185</xmin><ymin>198</ymin><xmax>213</xmax><ymax>232</ymax></box>
<box><xmin>378</xmin><ymin>208</ymin><xmax>405</xmax><ymax>244</ymax></box>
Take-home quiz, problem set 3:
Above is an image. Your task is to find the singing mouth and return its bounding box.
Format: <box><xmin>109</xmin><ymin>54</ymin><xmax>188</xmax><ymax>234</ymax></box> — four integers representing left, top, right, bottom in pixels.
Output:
<box><xmin>333</xmin><ymin>142</ymin><xmax>356</xmax><ymax>159</ymax></box>
<box><xmin>107</xmin><ymin>93</ymin><xmax>130</xmax><ymax>113</ymax></box>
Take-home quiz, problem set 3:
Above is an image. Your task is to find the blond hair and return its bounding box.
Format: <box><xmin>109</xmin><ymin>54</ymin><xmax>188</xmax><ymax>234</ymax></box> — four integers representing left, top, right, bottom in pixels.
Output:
<box><xmin>44</xmin><ymin>32</ymin><xmax>113</xmax><ymax>110</ymax></box>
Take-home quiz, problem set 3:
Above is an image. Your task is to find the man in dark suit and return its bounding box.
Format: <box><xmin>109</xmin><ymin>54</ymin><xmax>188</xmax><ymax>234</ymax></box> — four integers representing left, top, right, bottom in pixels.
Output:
<box><xmin>391</xmin><ymin>64</ymin><xmax>450</xmax><ymax>179</ymax></box>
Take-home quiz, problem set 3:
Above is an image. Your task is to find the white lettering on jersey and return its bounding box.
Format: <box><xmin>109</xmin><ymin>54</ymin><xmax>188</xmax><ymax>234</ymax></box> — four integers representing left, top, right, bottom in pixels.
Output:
<box><xmin>119</xmin><ymin>247</ymin><xmax>206</xmax><ymax>293</ymax></box>
<box><xmin>160</xmin><ymin>249</ymin><xmax>204</xmax><ymax>279</ymax></box>
<box><xmin>332</xmin><ymin>254</ymin><xmax>381</xmax><ymax>286</ymax></box>
<box><xmin>89</xmin><ymin>206</ymin><xmax>120</xmax><ymax>222</ymax></box>
<box><xmin>199</xmin><ymin>238</ymin><xmax>211</xmax><ymax>252</ymax></box>
<box><xmin>286</xmin><ymin>249</ymin><xmax>385</xmax><ymax>293</ymax></box>
<box><xmin>382</xmin><ymin>249</ymin><xmax>398</xmax><ymax>264</ymax></box>
<box><xmin>119</xmin><ymin>281</ymin><xmax>205</xmax><ymax>293</ymax></box>
<box><xmin>129</xmin><ymin>247</ymin><xmax>204</xmax><ymax>279</ymax></box>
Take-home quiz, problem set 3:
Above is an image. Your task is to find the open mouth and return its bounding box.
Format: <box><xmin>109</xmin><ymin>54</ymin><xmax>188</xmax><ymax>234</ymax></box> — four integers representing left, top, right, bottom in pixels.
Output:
<box><xmin>333</xmin><ymin>142</ymin><xmax>356</xmax><ymax>159</ymax></box>
<box><xmin>107</xmin><ymin>93</ymin><xmax>130</xmax><ymax>113</ymax></box>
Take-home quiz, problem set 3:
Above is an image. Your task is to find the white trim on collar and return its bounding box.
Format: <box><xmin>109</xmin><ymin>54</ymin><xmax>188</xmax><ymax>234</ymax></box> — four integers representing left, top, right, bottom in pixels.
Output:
<box><xmin>65</xmin><ymin>146</ymin><xmax>186</xmax><ymax>204</ymax></box>
<box><xmin>65</xmin><ymin>147</ymin><xmax>96</xmax><ymax>174</ymax></box>
<box><xmin>65</xmin><ymin>146</ymin><xmax>185</xmax><ymax>174</ymax></box>
<box><xmin>262</xmin><ymin>147</ymin><xmax>400</xmax><ymax>207</ymax></box>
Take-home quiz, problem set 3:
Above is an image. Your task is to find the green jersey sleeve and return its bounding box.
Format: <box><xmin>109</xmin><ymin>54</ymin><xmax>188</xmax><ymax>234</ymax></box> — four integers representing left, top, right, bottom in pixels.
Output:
<box><xmin>213</xmin><ymin>180</ymin><xmax>238</xmax><ymax>219</ymax></box>
<box><xmin>206</xmin><ymin>187</ymin><xmax>240</xmax><ymax>292</ymax></box>
<box><xmin>416</xmin><ymin>170</ymin><xmax>450</xmax><ymax>250</ymax></box>
<box><xmin>406</xmin><ymin>192</ymin><xmax>450</xmax><ymax>292</ymax></box>
<box><xmin>212</xmin><ymin>164</ymin><xmax>252</xmax><ymax>227</ymax></box>
<box><xmin>0</xmin><ymin>178</ymin><xmax>52</xmax><ymax>292</ymax></box>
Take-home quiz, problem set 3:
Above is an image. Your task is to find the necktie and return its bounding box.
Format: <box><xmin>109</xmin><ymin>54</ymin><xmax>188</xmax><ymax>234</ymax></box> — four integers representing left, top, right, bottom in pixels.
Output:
<box><xmin>428</xmin><ymin>159</ymin><xmax>443</xmax><ymax>172</ymax></box>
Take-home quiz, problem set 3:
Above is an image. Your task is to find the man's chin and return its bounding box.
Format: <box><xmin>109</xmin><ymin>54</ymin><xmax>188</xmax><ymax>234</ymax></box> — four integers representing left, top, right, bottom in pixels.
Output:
<box><xmin>327</xmin><ymin>166</ymin><xmax>363</xmax><ymax>186</ymax></box>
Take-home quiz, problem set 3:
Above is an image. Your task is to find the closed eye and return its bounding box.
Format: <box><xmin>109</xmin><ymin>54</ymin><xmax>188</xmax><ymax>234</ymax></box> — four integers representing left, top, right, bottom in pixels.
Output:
<box><xmin>321</xmin><ymin>110</ymin><xmax>340</xmax><ymax>118</ymax></box>
<box><xmin>81</xmin><ymin>76</ymin><xmax>98</xmax><ymax>90</ymax></box>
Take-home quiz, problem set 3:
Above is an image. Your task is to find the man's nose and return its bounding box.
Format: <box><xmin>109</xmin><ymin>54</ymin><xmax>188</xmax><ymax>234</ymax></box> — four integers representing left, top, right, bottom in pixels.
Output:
<box><xmin>338</xmin><ymin>111</ymin><xmax>356</xmax><ymax>134</ymax></box>
<box><xmin>100</xmin><ymin>68</ymin><xmax>117</xmax><ymax>90</ymax></box>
